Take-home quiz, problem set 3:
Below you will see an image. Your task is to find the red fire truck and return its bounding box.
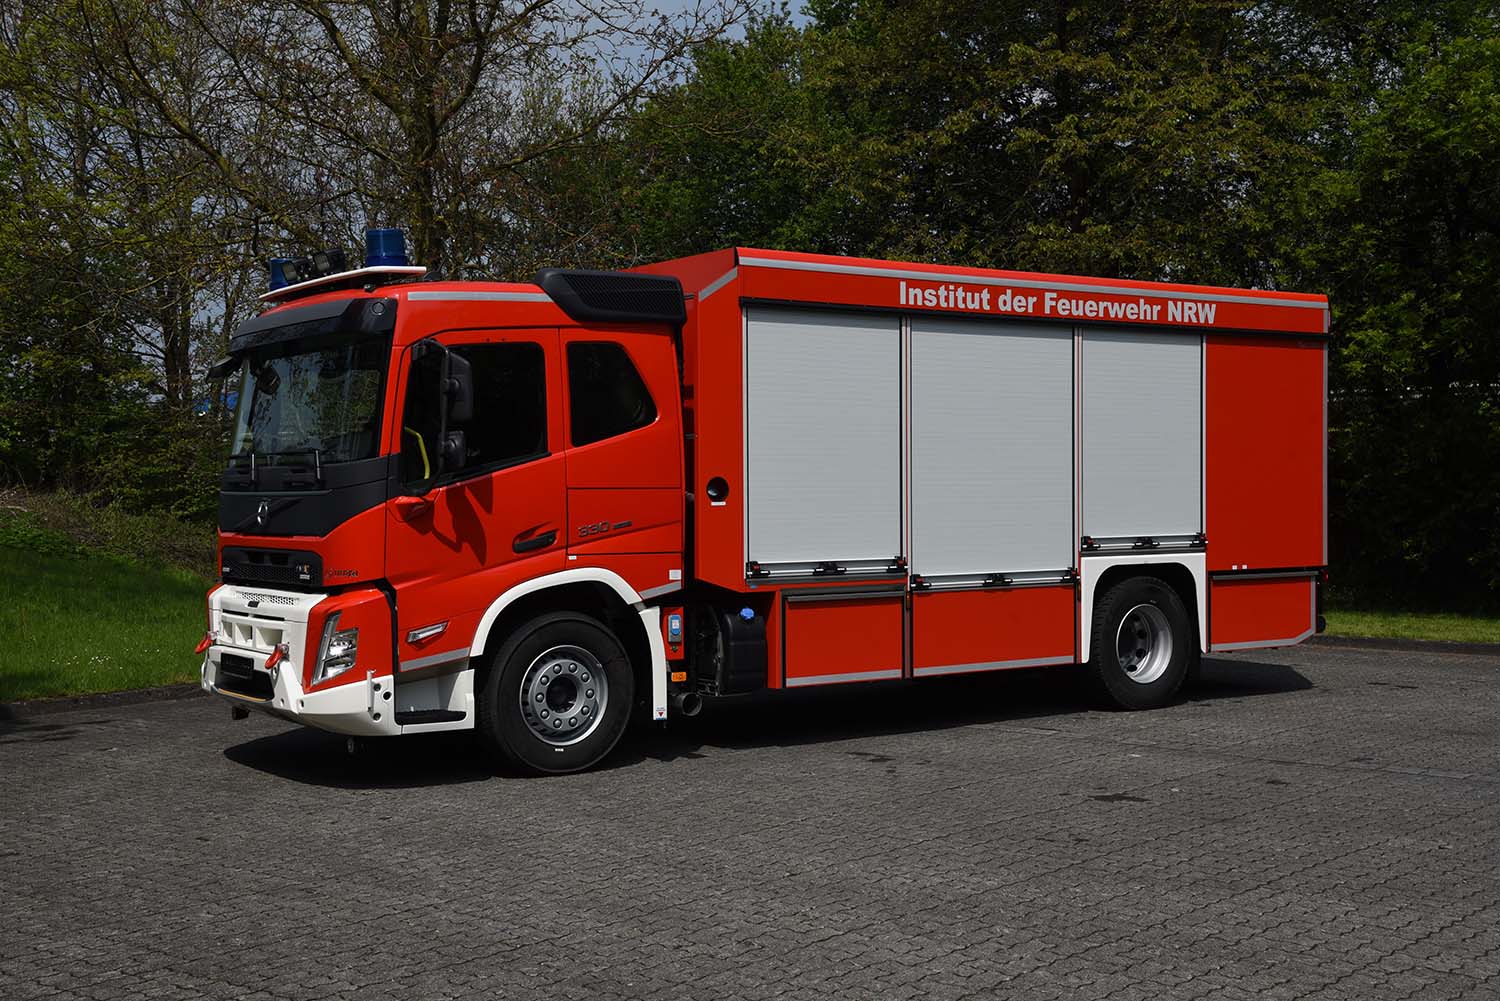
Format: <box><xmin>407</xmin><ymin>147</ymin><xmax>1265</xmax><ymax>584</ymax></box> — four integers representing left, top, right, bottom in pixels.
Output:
<box><xmin>200</xmin><ymin>231</ymin><xmax>1328</xmax><ymax>773</ymax></box>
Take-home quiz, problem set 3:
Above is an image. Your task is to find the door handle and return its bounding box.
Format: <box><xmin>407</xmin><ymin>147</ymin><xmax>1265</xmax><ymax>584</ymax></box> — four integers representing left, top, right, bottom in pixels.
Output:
<box><xmin>513</xmin><ymin>528</ymin><xmax>557</xmax><ymax>554</ymax></box>
<box><xmin>392</xmin><ymin>495</ymin><xmax>433</xmax><ymax>522</ymax></box>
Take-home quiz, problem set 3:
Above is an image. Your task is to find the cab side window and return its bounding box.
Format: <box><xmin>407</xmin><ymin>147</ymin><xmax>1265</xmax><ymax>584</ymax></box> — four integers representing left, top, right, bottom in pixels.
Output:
<box><xmin>567</xmin><ymin>342</ymin><xmax>657</xmax><ymax>446</ymax></box>
<box><xmin>400</xmin><ymin>341</ymin><xmax>547</xmax><ymax>488</ymax></box>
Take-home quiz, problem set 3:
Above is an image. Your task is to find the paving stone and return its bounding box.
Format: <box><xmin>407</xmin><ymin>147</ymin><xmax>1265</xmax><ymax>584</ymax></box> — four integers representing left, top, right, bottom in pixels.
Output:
<box><xmin>2</xmin><ymin>645</ymin><xmax>1498</xmax><ymax>999</ymax></box>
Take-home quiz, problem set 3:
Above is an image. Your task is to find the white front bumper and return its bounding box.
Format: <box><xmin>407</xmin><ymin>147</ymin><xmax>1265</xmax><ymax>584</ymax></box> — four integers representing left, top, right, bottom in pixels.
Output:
<box><xmin>201</xmin><ymin>585</ymin><xmax>398</xmax><ymax>737</ymax></box>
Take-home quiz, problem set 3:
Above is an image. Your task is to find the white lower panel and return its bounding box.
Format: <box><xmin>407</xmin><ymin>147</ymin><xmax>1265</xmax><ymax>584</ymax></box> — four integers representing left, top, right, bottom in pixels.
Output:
<box><xmin>1078</xmin><ymin>552</ymin><xmax>1207</xmax><ymax>663</ymax></box>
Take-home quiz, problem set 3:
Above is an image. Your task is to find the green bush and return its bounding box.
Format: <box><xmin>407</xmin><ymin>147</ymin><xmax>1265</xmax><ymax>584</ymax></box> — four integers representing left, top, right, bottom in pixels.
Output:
<box><xmin>0</xmin><ymin>491</ymin><xmax>215</xmax><ymax>579</ymax></box>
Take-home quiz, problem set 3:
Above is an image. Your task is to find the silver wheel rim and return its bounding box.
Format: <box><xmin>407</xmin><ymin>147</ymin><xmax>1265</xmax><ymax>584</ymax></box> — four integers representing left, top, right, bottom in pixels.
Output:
<box><xmin>519</xmin><ymin>645</ymin><xmax>607</xmax><ymax>746</ymax></box>
<box><xmin>1116</xmin><ymin>603</ymin><xmax>1173</xmax><ymax>685</ymax></box>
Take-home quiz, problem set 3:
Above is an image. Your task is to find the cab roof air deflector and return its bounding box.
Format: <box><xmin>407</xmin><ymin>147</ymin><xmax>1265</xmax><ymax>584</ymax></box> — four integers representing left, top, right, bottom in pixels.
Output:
<box><xmin>536</xmin><ymin>268</ymin><xmax>686</xmax><ymax>327</ymax></box>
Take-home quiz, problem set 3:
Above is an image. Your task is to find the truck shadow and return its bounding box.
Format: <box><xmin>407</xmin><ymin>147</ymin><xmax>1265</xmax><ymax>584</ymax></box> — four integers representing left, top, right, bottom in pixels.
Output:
<box><xmin>610</xmin><ymin>656</ymin><xmax>1313</xmax><ymax>768</ymax></box>
<box><xmin>220</xmin><ymin>656</ymin><xmax>1308</xmax><ymax>788</ymax></box>
<box><xmin>223</xmin><ymin>725</ymin><xmax>493</xmax><ymax>788</ymax></box>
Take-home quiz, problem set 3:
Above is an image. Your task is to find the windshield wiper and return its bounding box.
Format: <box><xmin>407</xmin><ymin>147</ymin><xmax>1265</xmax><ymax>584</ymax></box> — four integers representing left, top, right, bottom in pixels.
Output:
<box><xmin>225</xmin><ymin>449</ymin><xmax>324</xmax><ymax>492</ymax></box>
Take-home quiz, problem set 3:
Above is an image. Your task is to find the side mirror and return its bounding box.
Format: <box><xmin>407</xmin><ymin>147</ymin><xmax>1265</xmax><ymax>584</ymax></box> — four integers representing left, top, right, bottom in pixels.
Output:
<box><xmin>444</xmin><ymin>350</ymin><xmax>473</xmax><ymax>423</ymax></box>
<box><xmin>439</xmin><ymin>430</ymin><xmax>467</xmax><ymax>471</ymax></box>
<box><xmin>206</xmin><ymin>355</ymin><xmax>242</xmax><ymax>380</ymax></box>
<box><xmin>406</xmin><ymin>338</ymin><xmax>473</xmax><ymax>483</ymax></box>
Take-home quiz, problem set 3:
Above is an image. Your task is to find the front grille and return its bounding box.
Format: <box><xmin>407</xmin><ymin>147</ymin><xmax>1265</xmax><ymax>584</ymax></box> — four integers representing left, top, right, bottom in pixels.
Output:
<box><xmin>217</xmin><ymin>653</ymin><xmax>274</xmax><ymax>701</ymax></box>
<box><xmin>233</xmin><ymin>590</ymin><xmax>300</xmax><ymax>606</ymax></box>
<box><xmin>221</xmin><ymin>547</ymin><xmax>322</xmax><ymax>588</ymax></box>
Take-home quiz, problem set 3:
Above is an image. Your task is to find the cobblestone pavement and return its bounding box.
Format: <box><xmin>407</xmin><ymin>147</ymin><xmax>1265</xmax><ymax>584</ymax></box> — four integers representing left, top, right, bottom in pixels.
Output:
<box><xmin>3</xmin><ymin>643</ymin><xmax>1498</xmax><ymax>1001</ymax></box>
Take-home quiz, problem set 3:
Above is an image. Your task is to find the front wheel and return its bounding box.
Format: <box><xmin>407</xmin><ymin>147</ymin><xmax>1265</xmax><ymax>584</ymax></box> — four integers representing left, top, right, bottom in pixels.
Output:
<box><xmin>476</xmin><ymin>612</ymin><xmax>635</xmax><ymax>774</ymax></box>
<box><xmin>1087</xmin><ymin>576</ymin><xmax>1192</xmax><ymax>710</ymax></box>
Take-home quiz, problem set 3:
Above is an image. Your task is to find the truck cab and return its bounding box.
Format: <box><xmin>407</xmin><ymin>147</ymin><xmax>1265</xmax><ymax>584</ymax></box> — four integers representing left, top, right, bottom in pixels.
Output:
<box><xmin>202</xmin><ymin>248</ymin><xmax>688</xmax><ymax>773</ymax></box>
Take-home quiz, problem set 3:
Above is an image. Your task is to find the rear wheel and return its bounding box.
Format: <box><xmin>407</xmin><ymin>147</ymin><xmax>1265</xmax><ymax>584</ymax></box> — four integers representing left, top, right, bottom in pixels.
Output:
<box><xmin>476</xmin><ymin>612</ymin><xmax>635</xmax><ymax>774</ymax></box>
<box><xmin>1087</xmin><ymin>576</ymin><xmax>1192</xmax><ymax>710</ymax></box>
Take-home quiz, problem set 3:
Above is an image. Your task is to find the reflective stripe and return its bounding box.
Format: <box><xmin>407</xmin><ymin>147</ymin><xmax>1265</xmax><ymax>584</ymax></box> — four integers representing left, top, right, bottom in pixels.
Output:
<box><xmin>400</xmin><ymin>647</ymin><xmax>470</xmax><ymax>672</ymax></box>
<box><xmin>639</xmin><ymin>582</ymin><xmax>683</xmax><ymax>600</ymax></box>
<box><xmin>785</xmin><ymin>668</ymin><xmax>902</xmax><ymax>687</ymax></box>
<box><xmin>698</xmin><ymin>267</ymin><xmax>738</xmax><ymax>301</ymax></box>
<box><xmin>406</xmin><ymin>291</ymin><xmax>550</xmax><ymax>302</ymax></box>
<box><xmin>913</xmin><ymin>655</ymin><xmax>1074</xmax><ymax>678</ymax></box>
<box><xmin>737</xmin><ymin>256</ymin><xmax>1328</xmax><ymax>311</ymax></box>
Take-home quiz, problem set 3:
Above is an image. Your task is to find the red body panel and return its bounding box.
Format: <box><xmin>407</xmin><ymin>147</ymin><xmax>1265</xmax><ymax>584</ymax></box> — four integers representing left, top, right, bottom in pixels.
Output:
<box><xmin>782</xmin><ymin>592</ymin><xmax>904</xmax><ymax>686</ymax></box>
<box><xmin>678</xmin><ymin>260</ymin><xmax>746</xmax><ymax>592</ymax></box>
<box><xmin>1209</xmin><ymin>577</ymin><xmax>1317</xmax><ymax>649</ymax></box>
<box><xmin>1206</xmin><ymin>337</ymin><xmax>1326</xmax><ymax>572</ymax></box>
<box><xmin>912</xmin><ymin>587</ymin><xmax>1075</xmax><ymax>675</ymax></box>
<box><xmin>735</xmin><ymin>248</ymin><xmax>1328</xmax><ymax>335</ymax></box>
<box><xmin>303</xmin><ymin>587</ymin><xmax>393</xmax><ymax>692</ymax></box>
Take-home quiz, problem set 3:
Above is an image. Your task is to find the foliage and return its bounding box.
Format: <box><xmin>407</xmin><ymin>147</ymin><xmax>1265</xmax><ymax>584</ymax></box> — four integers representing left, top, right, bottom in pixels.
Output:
<box><xmin>0</xmin><ymin>490</ymin><xmax>216</xmax><ymax>577</ymax></box>
<box><xmin>626</xmin><ymin>0</ymin><xmax>1500</xmax><ymax>609</ymax></box>
<box><xmin>1</xmin><ymin>0</ymin><xmax>1497</xmax><ymax>610</ymax></box>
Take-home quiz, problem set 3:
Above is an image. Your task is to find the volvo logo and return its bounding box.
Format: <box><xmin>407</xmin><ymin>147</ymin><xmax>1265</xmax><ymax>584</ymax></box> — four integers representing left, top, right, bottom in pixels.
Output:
<box><xmin>255</xmin><ymin>499</ymin><xmax>269</xmax><ymax>530</ymax></box>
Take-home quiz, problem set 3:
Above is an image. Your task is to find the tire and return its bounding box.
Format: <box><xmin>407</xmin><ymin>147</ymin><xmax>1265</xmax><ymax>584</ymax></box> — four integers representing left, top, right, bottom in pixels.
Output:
<box><xmin>476</xmin><ymin>612</ymin><xmax>635</xmax><ymax>774</ymax></box>
<box><xmin>1087</xmin><ymin>576</ymin><xmax>1192</xmax><ymax>710</ymax></box>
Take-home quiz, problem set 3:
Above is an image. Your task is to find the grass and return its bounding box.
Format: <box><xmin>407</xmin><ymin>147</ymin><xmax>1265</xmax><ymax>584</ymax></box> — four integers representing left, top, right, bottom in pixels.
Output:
<box><xmin>0</xmin><ymin>507</ymin><xmax>210</xmax><ymax>702</ymax></box>
<box><xmin>1323</xmin><ymin>608</ymin><xmax>1500</xmax><ymax>645</ymax></box>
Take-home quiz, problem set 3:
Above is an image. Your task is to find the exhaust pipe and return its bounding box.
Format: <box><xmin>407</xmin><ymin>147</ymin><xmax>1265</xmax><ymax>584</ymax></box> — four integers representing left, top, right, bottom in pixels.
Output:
<box><xmin>671</xmin><ymin>691</ymin><xmax>703</xmax><ymax>717</ymax></box>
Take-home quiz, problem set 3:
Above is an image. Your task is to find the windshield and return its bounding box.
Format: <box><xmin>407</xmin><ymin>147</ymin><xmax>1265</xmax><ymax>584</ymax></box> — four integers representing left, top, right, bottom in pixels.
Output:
<box><xmin>230</xmin><ymin>335</ymin><xmax>389</xmax><ymax>464</ymax></box>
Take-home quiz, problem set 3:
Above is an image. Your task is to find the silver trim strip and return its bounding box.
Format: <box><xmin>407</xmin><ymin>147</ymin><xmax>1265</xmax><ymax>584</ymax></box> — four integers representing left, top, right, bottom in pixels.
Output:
<box><xmin>1209</xmin><ymin>570</ymin><xmax>1319</xmax><ymax>582</ymax></box>
<box><xmin>407</xmin><ymin>291</ymin><xmax>550</xmax><ymax>302</ymax></box>
<box><xmin>915</xmin><ymin>571</ymin><xmax>1075</xmax><ymax>590</ymax></box>
<box><xmin>1211</xmin><ymin>628</ymin><xmax>1315</xmax><ymax>652</ymax></box>
<box><xmin>914</xmin><ymin>655</ymin><xmax>1074</xmax><ymax>678</ymax></box>
<box><xmin>639</xmin><ymin>582</ymin><xmax>683</xmax><ymax>600</ymax></box>
<box><xmin>699</xmin><ymin>267</ymin><xmax>738</xmax><ymax>301</ymax></box>
<box><xmin>405</xmin><ymin>621</ymin><xmax>448</xmax><ymax>644</ymax></box>
<box><xmin>399</xmin><ymin>647</ymin><xmax>471</xmax><ymax>672</ymax></box>
<box><xmin>738</xmin><ymin>256</ymin><xmax>1329</xmax><ymax>312</ymax></box>
<box><xmin>785</xmin><ymin>668</ymin><xmax>903</xmax><ymax>688</ymax></box>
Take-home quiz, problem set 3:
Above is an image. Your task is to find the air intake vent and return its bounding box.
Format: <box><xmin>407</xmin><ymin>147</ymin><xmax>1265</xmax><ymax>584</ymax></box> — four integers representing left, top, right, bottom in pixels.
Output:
<box><xmin>536</xmin><ymin>269</ymin><xmax>686</xmax><ymax>326</ymax></box>
<box><xmin>221</xmin><ymin>547</ymin><xmax>322</xmax><ymax>588</ymax></box>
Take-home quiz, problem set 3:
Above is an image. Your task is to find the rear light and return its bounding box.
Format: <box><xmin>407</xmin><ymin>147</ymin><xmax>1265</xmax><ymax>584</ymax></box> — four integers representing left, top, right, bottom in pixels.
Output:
<box><xmin>313</xmin><ymin>612</ymin><xmax>359</xmax><ymax>685</ymax></box>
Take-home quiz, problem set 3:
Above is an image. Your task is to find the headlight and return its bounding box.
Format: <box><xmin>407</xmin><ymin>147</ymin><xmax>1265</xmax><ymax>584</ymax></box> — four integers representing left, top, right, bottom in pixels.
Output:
<box><xmin>313</xmin><ymin>612</ymin><xmax>359</xmax><ymax>684</ymax></box>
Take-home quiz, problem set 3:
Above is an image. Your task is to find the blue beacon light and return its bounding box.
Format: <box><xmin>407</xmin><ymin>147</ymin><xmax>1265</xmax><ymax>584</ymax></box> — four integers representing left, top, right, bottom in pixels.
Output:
<box><xmin>364</xmin><ymin>228</ymin><xmax>408</xmax><ymax>268</ymax></box>
<box><xmin>267</xmin><ymin>257</ymin><xmax>295</xmax><ymax>291</ymax></box>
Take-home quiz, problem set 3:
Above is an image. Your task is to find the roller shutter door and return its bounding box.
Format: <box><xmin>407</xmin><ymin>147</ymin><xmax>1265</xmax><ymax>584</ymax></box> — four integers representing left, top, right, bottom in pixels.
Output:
<box><xmin>1081</xmin><ymin>328</ymin><xmax>1202</xmax><ymax>540</ymax></box>
<box><xmin>910</xmin><ymin>317</ymin><xmax>1074</xmax><ymax>579</ymax></box>
<box><xmin>745</xmin><ymin>308</ymin><xmax>902</xmax><ymax>568</ymax></box>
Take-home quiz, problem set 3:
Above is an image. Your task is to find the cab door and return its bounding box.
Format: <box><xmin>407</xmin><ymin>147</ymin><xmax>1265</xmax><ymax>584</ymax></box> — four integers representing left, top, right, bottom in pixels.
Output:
<box><xmin>560</xmin><ymin>330</ymin><xmax>684</xmax><ymax>594</ymax></box>
<box><xmin>385</xmin><ymin>327</ymin><xmax>567</xmax><ymax>670</ymax></box>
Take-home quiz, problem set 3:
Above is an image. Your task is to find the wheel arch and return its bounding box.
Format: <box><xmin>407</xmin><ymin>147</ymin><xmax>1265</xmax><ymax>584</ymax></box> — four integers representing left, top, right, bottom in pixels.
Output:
<box><xmin>471</xmin><ymin>569</ymin><xmax>666</xmax><ymax>720</ymax></box>
<box><xmin>1079</xmin><ymin>554</ymin><xmax>1206</xmax><ymax>663</ymax></box>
